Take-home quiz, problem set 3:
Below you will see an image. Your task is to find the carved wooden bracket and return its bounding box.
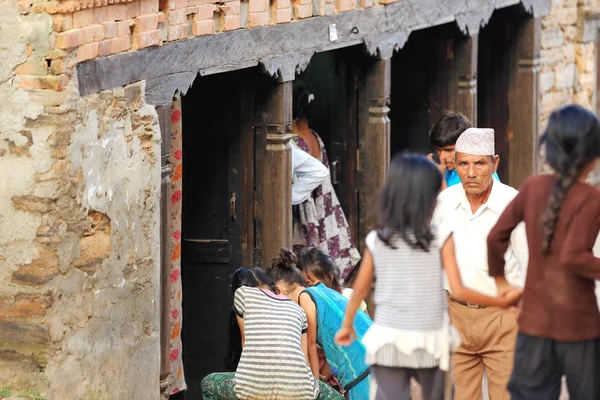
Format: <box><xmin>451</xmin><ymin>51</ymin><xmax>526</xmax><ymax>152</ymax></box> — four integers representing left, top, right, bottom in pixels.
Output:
<box><xmin>363</xmin><ymin>28</ymin><xmax>411</xmax><ymax>60</ymax></box>
<box><xmin>260</xmin><ymin>52</ymin><xmax>315</xmax><ymax>82</ymax></box>
<box><xmin>455</xmin><ymin>6</ymin><xmax>495</xmax><ymax>35</ymax></box>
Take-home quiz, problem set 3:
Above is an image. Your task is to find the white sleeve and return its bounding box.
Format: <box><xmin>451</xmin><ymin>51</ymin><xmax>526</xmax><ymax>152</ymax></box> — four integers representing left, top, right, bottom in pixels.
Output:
<box><xmin>365</xmin><ymin>231</ymin><xmax>377</xmax><ymax>252</ymax></box>
<box><xmin>505</xmin><ymin>222</ymin><xmax>528</xmax><ymax>287</ymax></box>
<box><xmin>291</xmin><ymin>145</ymin><xmax>329</xmax><ymax>205</ymax></box>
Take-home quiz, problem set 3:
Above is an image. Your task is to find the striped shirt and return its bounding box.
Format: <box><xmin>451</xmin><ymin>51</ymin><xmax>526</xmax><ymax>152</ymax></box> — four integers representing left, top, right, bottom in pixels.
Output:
<box><xmin>365</xmin><ymin>230</ymin><xmax>447</xmax><ymax>368</ymax></box>
<box><xmin>234</xmin><ymin>286</ymin><xmax>319</xmax><ymax>399</ymax></box>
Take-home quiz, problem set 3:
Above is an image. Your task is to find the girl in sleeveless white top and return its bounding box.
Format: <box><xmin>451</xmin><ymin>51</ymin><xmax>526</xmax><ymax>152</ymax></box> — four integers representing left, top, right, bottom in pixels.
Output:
<box><xmin>335</xmin><ymin>154</ymin><xmax>522</xmax><ymax>400</ymax></box>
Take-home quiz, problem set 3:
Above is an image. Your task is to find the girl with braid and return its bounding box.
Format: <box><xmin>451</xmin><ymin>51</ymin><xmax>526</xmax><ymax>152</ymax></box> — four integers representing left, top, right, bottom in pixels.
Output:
<box><xmin>488</xmin><ymin>104</ymin><xmax>600</xmax><ymax>400</ymax></box>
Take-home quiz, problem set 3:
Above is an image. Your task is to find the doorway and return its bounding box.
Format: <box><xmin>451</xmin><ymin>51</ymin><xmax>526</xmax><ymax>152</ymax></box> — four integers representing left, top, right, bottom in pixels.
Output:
<box><xmin>295</xmin><ymin>47</ymin><xmax>360</xmax><ymax>243</ymax></box>
<box><xmin>389</xmin><ymin>23</ymin><xmax>462</xmax><ymax>155</ymax></box>
<box><xmin>177</xmin><ymin>69</ymin><xmax>258</xmax><ymax>399</ymax></box>
<box><xmin>478</xmin><ymin>6</ymin><xmax>519</xmax><ymax>183</ymax></box>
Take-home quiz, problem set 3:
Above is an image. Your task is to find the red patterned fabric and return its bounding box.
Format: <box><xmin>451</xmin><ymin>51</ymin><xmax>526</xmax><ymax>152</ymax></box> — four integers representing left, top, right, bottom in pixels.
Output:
<box><xmin>166</xmin><ymin>96</ymin><xmax>186</xmax><ymax>394</ymax></box>
<box><xmin>291</xmin><ymin>132</ymin><xmax>360</xmax><ymax>278</ymax></box>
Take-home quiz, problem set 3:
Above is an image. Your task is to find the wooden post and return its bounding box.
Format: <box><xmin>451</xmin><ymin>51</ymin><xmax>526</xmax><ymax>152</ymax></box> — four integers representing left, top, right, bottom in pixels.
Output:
<box><xmin>257</xmin><ymin>80</ymin><xmax>294</xmax><ymax>265</ymax></box>
<box><xmin>508</xmin><ymin>16</ymin><xmax>541</xmax><ymax>188</ymax></box>
<box><xmin>452</xmin><ymin>34</ymin><xmax>478</xmax><ymax>125</ymax></box>
<box><xmin>357</xmin><ymin>58</ymin><xmax>391</xmax><ymax>246</ymax></box>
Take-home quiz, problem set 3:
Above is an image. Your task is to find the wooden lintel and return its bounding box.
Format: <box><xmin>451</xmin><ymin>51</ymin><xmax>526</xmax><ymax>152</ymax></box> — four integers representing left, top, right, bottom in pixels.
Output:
<box><xmin>76</xmin><ymin>0</ymin><xmax>550</xmax><ymax>105</ymax></box>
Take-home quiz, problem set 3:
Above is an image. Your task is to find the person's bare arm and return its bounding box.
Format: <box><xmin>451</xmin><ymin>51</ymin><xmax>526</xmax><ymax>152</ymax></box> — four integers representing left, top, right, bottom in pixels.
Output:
<box><xmin>442</xmin><ymin>235</ymin><xmax>521</xmax><ymax>307</ymax></box>
<box><xmin>335</xmin><ymin>250</ymin><xmax>374</xmax><ymax>346</ymax></box>
<box><xmin>299</xmin><ymin>292</ymin><xmax>320</xmax><ymax>377</ymax></box>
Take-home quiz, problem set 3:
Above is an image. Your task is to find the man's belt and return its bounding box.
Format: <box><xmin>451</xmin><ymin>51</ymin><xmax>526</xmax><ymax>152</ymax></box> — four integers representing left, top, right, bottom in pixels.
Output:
<box><xmin>447</xmin><ymin>292</ymin><xmax>487</xmax><ymax>309</ymax></box>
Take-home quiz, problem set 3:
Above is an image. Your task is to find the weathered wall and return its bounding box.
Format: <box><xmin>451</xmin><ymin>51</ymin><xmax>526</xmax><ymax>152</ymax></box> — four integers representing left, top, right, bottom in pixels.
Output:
<box><xmin>0</xmin><ymin>0</ymin><xmax>161</xmax><ymax>397</ymax></box>
<box><xmin>539</xmin><ymin>0</ymin><xmax>600</xmax><ymax>180</ymax></box>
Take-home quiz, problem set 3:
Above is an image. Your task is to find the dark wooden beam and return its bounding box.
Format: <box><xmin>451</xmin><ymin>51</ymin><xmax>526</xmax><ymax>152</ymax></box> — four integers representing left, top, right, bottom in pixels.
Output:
<box><xmin>77</xmin><ymin>0</ymin><xmax>550</xmax><ymax>105</ymax></box>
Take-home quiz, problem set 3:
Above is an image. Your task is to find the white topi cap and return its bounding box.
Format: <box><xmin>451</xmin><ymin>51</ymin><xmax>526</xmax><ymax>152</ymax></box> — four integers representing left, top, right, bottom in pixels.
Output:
<box><xmin>455</xmin><ymin>128</ymin><xmax>495</xmax><ymax>156</ymax></box>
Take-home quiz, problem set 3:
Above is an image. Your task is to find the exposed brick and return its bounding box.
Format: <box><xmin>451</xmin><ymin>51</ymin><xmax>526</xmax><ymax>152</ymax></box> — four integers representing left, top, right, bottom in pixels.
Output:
<box><xmin>103</xmin><ymin>21</ymin><xmax>117</xmax><ymax>37</ymax></box>
<box><xmin>0</xmin><ymin>294</ymin><xmax>53</xmax><ymax>319</ymax></box>
<box><xmin>223</xmin><ymin>14</ymin><xmax>241</xmax><ymax>30</ymax></box>
<box><xmin>175</xmin><ymin>0</ymin><xmax>186</xmax><ymax>8</ymax></box>
<box><xmin>186</xmin><ymin>5</ymin><xmax>199</xmax><ymax>14</ymax></box>
<box><xmin>14</xmin><ymin>75</ymin><xmax>68</xmax><ymax>91</ymax></box>
<box><xmin>136</xmin><ymin>13</ymin><xmax>159</xmax><ymax>32</ymax></box>
<box><xmin>120</xmin><ymin>35</ymin><xmax>131</xmax><ymax>51</ymax></box>
<box><xmin>98</xmin><ymin>38</ymin><xmax>118</xmax><ymax>56</ymax></box>
<box><xmin>54</xmin><ymin>28</ymin><xmax>86</xmax><ymax>49</ymax></box>
<box><xmin>338</xmin><ymin>0</ymin><xmax>351</xmax><ymax>11</ymax></box>
<box><xmin>126</xmin><ymin>1</ymin><xmax>141</xmax><ymax>18</ymax></box>
<box><xmin>140</xmin><ymin>0</ymin><xmax>159</xmax><ymax>13</ymax></box>
<box><xmin>33</xmin><ymin>0</ymin><xmax>80</xmax><ymax>14</ymax></box>
<box><xmin>249</xmin><ymin>0</ymin><xmax>268</xmax><ymax>12</ymax></box>
<box><xmin>84</xmin><ymin>24</ymin><xmax>105</xmax><ymax>43</ymax></box>
<box><xmin>192</xmin><ymin>19</ymin><xmax>213</xmax><ymax>35</ymax></box>
<box><xmin>76</xmin><ymin>42</ymin><xmax>99</xmax><ymax>61</ymax></box>
<box><xmin>294</xmin><ymin>3</ymin><xmax>311</xmax><ymax>18</ymax></box>
<box><xmin>52</xmin><ymin>15</ymin><xmax>73</xmax><ymax>32</ymax></box>
<box><xmin>168</xmin><ymin>24</ymin><xmax>186</xmax><ymax>40</ymax></box>
<box><xmin>158</xmin><ymin>12</ymin><xmax>167</xmax><ymax>22</ymax></box>
<box><xmin>273</xmin><ymin>0</ymin><xmax>289</xmax><ymax>8</ymax></box>
<box><xmin>187</xmin><ymin>0</ymin><xmax>206</xmax><ymax>5</ymax></box>
<box><xmin>0</xmin><ymin>321</ymin><xmax>50</xmax><ymax>366</ymax></box>
<box><xmin>195</xmin><ymin>4</ymin><xmax>215</xmax><ymax>20</ymax></box>
<box><xmin>248</xmin><ymin>10</ymin><xmax>268</xmax><ymax>26</ymax></box>
<box><xmin>167</xmin><ymin>8</ymin><xmax>186</xmax><ymax>24</ymax></box>
<box><xmin>73</xmin><ymin>232</ymin><xmax>111</xmax><ymax>274</ymax></box>
<box><xmin>118</xmin><ymin>19</ymin><xmax>134</xmax><ymax>36</ymax></box>
<box><xmin>107</xmin><ymin>4</ymin><xmax>127</xmax><ymax>20</ymax></box>
<box><xmin>93</xmin><ymin>6</ymin><xmax>108</xmax><ymax>23</ymax></box>
<box><xmin>220</xmin><ymin>0</ymin><xmax>240</xmax><ymax>14</ymax></box>
<box><xmin>132</xmin><ymin>29</ymin><xmax>160</xmax><ymax>49</ymax></box>
<box><xmin>13</xmin><ymin>249</ymin><xmax>59</xmax><ymax>285</ymax></box>
<box><xmin>72</xmin><ymin>9</ymin><xmax>94</xmax><ymax>28</ymax></box>
<box><xmin>273</xmin><ymin>7</ymin><xmax>290</xmax><ymax>22</ymax></box>
<box><xmin>14</xmin><ymin>61</ymin><xmax>48</xmax><ymax>76</ymax></box>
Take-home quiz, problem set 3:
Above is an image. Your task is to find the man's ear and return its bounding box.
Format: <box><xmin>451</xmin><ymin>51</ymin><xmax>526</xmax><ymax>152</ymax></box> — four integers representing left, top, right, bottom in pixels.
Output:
<box><xmin>492</xmin><ymin>155</ymin><xmax>500</xmax><ymax>173</ymax></box>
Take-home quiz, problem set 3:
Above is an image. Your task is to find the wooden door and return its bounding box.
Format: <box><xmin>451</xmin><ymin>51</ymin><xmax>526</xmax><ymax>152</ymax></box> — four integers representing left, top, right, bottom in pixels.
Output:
<box><xmin>478</xmin><ymin>7</ymin><xmax>517</xmax><ymax>183</ymax></box>
<box><xmin>179</xmin><ymin>70</ymin><xmax>255</xmax><ymax>399</ymax></box>
<box><xmin>389</xmin><ymin>23</ymin><xmax>457</xmax><ymax>155</ymax></box>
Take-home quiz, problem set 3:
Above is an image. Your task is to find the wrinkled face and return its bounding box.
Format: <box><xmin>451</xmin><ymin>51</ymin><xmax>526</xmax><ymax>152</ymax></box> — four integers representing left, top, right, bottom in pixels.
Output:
<box><xmin>435</xmin><ymin>145</ymin><xmax>456</xmax><ymax>171</ymax></box>
<box><xmin>455</xmin><ymin>152</ymin><xmax>499</xmax><ymax>195</ymax></box>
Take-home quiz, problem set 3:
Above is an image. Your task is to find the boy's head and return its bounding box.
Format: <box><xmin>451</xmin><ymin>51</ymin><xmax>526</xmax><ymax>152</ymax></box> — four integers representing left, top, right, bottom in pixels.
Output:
<box><xmin>429</xmin><ymin>111</ymin><xmax>473</xmax><ymax>171</ymax></box>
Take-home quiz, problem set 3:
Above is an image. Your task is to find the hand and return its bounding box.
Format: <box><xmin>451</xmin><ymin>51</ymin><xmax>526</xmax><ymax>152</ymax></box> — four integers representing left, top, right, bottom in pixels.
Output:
<box><xmin>498</xmin><ymin>286</ymin><xmax>523</xmax><ymax>308</ymax></box>
<box><xmin>427</xmin><ymin>153</ymin><xmax>447</xmax><ymax>175</ymax></box>
<box><xmin>334</xmin><ymin>326</ymin><xmax>356</xmax><ymax>346</ymax></box>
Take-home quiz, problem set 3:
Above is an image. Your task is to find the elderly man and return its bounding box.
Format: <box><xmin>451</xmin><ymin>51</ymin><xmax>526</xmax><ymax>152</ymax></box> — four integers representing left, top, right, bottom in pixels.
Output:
<box><xmin>433</xmin><ymin>128</ymin><xmax>527</xmax><ymax>400</ymax></box>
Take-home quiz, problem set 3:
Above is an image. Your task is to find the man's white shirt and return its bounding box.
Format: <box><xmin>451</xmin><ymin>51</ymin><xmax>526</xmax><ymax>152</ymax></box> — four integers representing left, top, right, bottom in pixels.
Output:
<box><xmin>433</xmin><ymin>180</ymin><xmax>529</xmax><ymax>296</ymax></box>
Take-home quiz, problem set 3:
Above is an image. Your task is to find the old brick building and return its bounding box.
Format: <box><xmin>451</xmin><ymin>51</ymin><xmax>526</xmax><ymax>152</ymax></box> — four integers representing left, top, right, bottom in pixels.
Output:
<box><xmin>6</xmin><ymin>0</ymin><xmax>600</xmax><ymax>399</ymax></box>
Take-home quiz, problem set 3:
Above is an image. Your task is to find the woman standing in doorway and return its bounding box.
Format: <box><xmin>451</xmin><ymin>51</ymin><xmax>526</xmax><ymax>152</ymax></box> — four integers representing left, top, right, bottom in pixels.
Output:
<box><xmin>291</xmin><ymin>80</ymin><xmax>361</xmax><ymax>278</ymax></box>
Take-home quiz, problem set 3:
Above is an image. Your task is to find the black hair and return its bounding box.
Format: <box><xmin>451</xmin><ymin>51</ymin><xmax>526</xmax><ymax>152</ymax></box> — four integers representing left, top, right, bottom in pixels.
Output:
<box><xmin>429</xmin><ymin>111</ymin><xmax>473</xmax><ymax>149</ymax></box>
<box><xmin>265</xmin><ymin>248</ymin><xmax>307</xmax><ymax>287</ymax></box>
<box><xmin>377</xmin><ymin>153</ymin><xmax>442</xmax><ymax>251</ymax></box>
<box><xmin>540</xmin><ymin>104</ymin><xmax>600</xmax><ymax>254</ymax></box>
<box><xmin>293</xmin><ymin>80</ymin><xmax>315</xmax><ymax>120</ymax></box>
<box><xmin>297</xmin><ymin>248</ymin><xmax>342</xmax><ymax>293</ymax></box>
<box><xmin>225</xmin><ymin>267</ymin><xmax>276</xmax><ymax>370</ymax></box>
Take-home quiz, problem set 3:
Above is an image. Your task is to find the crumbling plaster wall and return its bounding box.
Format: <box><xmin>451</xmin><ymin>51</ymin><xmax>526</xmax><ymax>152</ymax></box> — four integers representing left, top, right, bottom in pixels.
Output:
<box><xmin>0</xmin><ymin>0</ymin><xmax>162</xmax><ymax>398</ymax></box>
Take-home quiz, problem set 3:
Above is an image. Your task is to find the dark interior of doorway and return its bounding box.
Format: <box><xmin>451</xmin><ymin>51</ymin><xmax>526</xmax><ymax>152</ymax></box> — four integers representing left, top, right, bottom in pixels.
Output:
<box><xmin>172</xmin><ymin>69</ymin><xmax>253</xmax><ymax>400</ymax></box>
<box><xmin>295</xmin><ymin>48</ymin><xmax>360</xmax><ymax>243</ymax></box>
<box><xmin>389</xmin><ymin>23</ymin><xmax>459</xmax><ymax>156</ymax></box>
<box><xmin>478</xmin><ymin>5</ymin><xmax>519</xmax><ymax>183</ymax></box>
